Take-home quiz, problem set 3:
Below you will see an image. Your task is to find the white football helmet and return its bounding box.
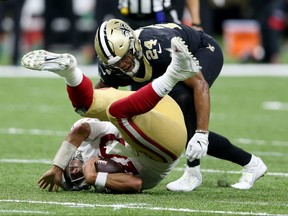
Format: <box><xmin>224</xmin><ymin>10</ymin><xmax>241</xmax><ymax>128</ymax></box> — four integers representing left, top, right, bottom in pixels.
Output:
<box><xmin>61</xmin><ymin>150</ymin><xmax>90</xmax><ymax>191</ymax></box>
<box><xmin>94</xmin><ymin>19</ymin><xmax>142</xmax><ymax>77</ymax></box>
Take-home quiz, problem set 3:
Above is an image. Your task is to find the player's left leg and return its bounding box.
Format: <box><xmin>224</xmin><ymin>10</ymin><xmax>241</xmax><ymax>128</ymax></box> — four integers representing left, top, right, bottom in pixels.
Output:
<box><xmin>166</xmin><ymin>85</ymin><xmax>202</xmax><ymax>191</ymax></box>
<box><xmin>107</xmin><ymin>82</ymin><xmax>187</xmax><ymax>163</ymax></box>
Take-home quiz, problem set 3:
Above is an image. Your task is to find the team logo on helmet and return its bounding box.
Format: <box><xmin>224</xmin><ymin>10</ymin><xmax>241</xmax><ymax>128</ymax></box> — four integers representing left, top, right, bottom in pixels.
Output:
<box><xmin>95</xmin><ymin>19</ymin><xmax>141</xmax><ymax>64</ymax></box>
<box><xmin>117</xmin><ymin>23</ymin><xmax>133</xmax><ymax>37</ymax></box>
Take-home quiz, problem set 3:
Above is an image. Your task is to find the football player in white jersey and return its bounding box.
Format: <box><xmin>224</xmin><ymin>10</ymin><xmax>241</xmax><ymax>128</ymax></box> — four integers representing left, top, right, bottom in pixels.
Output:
<box><xmin>42</xmin><ymin>117</ymin><xmax>183</xmax><ymax>193</ymax></box>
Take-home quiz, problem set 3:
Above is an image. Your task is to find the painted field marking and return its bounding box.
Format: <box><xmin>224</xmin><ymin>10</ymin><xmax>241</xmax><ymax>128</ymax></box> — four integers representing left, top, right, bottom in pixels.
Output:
<box><xmin>1</xmin><ymin>127</ymin><xmax>288</xmax><ymax>149</ymax></box>
<box><xmin>0</xmin><ymin>199</ymin><xmax>287</xmax><ymax>216</ymax></box>
<box><xmin>0</xmin><ymin>210</ymin><xmax>50</xmax><ymax>214</ymax></box>
<box><xmin>0</xmin><ymin>158</ymin><xmax>287</xmax><ymax>177</ymax></box>
<box><xmin>0</xmin><ymin>128</ymin><xmax>67</xmax><ymax>136</ymax></box>
<box><xmin>262</xmin><ymin>101</ymin><xmax>288</xmax><ymax>111</ymax></box>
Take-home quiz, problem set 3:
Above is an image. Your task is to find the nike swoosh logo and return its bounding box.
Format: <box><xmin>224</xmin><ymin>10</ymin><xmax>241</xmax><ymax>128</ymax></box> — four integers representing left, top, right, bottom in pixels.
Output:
<box><xmin>44</xmin><ymin>56</ymin><xmax>59</xmax><ymax>61</ymax></box>
<box><xmin>197</xmin><ymin>141</ymin><xmax>203</xmax><ymax>149</ymax></box>
<box><xmin>102</xmin><ymin>71</ymin><xmax>107</xmax><ymax>75</ymax></box>
<box><xmin>157</xmin><ymin>44</ymin><xmax>162</xmax><ymax>54</ymax></box>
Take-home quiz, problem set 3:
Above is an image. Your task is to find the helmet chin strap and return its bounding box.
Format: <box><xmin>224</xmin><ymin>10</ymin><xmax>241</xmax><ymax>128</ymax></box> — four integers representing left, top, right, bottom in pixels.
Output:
<box><xmin>128</xmin><ymin>35</ymin><xmax>142</xmax><ymax>60</ymax></box>
<box><xmin>125</xmin><ymin>37</ymin><xmax>141</xmax><ymax>78</ymax></box>
<box><xmin>125</xmin><ymin>58</ymin><xmax>140</xmax><ymax>77</ymax></box>
<box><xmin>107</xmin><ymin>56</ymin><xmax>121</xmax><ymax>65</ymax></box>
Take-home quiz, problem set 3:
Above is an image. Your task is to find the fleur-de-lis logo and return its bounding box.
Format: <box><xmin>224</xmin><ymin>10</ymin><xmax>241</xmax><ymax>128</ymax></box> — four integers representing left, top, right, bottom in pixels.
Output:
<box><xmin>206</xmin><ymin>43</ymin><xmax>215</xmax><ymax>52</ymax></box>
<box><xmin>117</xmin><ymin>23</ymin><xmax>132</xmax><ymax>37</ymax></box>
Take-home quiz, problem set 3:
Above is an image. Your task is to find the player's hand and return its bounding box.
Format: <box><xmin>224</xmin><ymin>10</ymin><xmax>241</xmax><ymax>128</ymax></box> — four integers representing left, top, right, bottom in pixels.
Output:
<box><xmin>83</xmin><ymin>157</ymin><xmax>98</xmax><ymax>185</ymax></box>
<box><xmin>186</xmin><ymin>132</ymin><xmax>209</xmax><ymax>161</ymax></box>
<box><xmin>38</xmin><ymin>165</ymin><xmax>63</xmax><ymax>192</ymax></box>
<box><xmin>21</xmin><ymin>50</ymin><xmax>77</xmax><ymax>74</ymax></box>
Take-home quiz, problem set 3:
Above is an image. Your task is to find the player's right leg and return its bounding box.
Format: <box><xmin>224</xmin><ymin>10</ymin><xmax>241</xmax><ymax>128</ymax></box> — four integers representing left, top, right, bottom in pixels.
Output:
<box><xmin>21</xmin><ymin>50</ymin><xmax>83</xmax><ymax>87</ymax></box>
<box><xmin>21</xmin><ymin>50</ymin><xmax>76</xmax><ymax>75</ymax></box>
<box><xmin>21</xmin><ymin>50</ymin><xmax>93</xmax><ymax>113</ymax></box>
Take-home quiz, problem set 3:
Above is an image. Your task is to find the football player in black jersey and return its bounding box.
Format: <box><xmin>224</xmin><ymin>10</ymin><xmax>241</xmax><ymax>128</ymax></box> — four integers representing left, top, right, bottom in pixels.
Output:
<box><xmin>94</xmin><ymin>19</ymin><xmax>267</xmax><ymax>191</ymax></box>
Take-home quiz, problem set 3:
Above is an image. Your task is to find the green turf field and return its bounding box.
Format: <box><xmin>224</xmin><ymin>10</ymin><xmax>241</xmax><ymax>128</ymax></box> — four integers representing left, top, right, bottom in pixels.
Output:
<box><xmin>0</xmin><ymin>75</ymin><xmax>288</xmax><ymax>215</ymax></box>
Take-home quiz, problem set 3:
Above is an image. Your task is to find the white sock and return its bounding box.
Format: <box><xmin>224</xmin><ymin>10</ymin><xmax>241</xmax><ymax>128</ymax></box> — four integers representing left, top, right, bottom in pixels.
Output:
<box><xmin>245</xmin><ymin>155</ymin><xmax>257</xmax><ymax>168</ymax></box>
<box><xmin>151</xmin><ymin>67</ymin><xmax>178</xmax><ymax>97</ymax></box>
<box><xmin>63</xmin><ymin>67</ymin><xmax>84</xmax><ymax>87</ymax></box>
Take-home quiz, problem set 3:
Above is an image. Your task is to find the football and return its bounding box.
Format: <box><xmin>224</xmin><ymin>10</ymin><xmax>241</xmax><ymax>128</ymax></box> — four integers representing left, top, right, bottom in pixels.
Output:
<box><xmin>94</xmin><ymin>158</ymin><xmax>125</xmax><ymax>173</ymax></box>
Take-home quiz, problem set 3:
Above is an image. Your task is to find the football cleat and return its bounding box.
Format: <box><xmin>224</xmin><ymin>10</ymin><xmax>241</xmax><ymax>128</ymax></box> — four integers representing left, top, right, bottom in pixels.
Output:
<box><xmin>231</xmin><ymin>155</ymin><xmax>267</xmax><ymax>190</ymax></box>
<box><xmin>166</xmin><ymin>36</ymin><xmax>202</xmax><ymax>82</ymax></box>
<box><xmin>21</xmin><ymin>50</ymin><xmax>77</xmax><ymax>76</ymax></box>
<box><xmin>166</xmin><ymin>165</ymin><xmax>202</xmax><ymax>192</ymax></box>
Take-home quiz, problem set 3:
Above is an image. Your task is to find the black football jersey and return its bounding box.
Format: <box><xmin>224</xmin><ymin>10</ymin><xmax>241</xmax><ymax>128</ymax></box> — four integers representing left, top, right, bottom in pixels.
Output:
<box><xmin>98</xmin><ymin>23</ymin><xmax>221</xmax><ymax>88</ymax></box>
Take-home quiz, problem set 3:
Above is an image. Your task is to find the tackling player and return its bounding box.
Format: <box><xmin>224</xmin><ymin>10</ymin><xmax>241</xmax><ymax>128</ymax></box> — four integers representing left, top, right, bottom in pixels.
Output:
<box><xmin>22</xmin><ymin>37</ymin><xmax>200</xmax><ymax>193</ymax></box>
<box><xmin>93</xmin><ymin>19</ymin><xmax>267</xmax><ymax>191</ymax></box>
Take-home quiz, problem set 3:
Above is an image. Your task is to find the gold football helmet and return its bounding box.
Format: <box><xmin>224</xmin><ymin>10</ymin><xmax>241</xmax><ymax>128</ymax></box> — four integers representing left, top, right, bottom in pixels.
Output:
<box><xmin>94</xmin><ymin>19</ymin><xmax>142</xmax><ymax>77</ymax></box>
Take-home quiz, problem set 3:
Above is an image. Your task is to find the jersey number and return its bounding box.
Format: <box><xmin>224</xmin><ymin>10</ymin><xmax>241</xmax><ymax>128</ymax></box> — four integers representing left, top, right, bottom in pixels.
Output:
<box><xmin>144</xmin><ymin>39</ymin><xmax>159</xmax><ymax>60</ymax></box>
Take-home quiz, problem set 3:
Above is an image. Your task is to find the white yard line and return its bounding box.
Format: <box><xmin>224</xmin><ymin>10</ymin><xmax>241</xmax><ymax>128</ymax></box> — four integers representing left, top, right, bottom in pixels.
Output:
<box><xmin>0</xmin><ymin>210</ymin><xmax>50</xmax><ymax>215</ymax></box>
<box><xmin>236</xmin><ymin>138</ymin><xmax>288</xmax><ymax>147</ymax></box>
<box><xmin>0</xmin><ymin>158</ymin><xmax>287</xmax><ymax>177</ymax></box>
<box><xmin>0</xmin><ymin>199</ymin><xmax>287</xmax><ymax>216</ymax></box>
<box><xmin>0</xmin><ymin>159</ymin><xmax>52</xmax><ymax>164</ymax></box>
<box><xmin>262</xmin><ymin>101</ymin><xmax>288</xmax><ymax>111</ymax></box>
<box><xmin>0</xmin><ymin>128</ymin><xmax>67</xmax><ymax>136</ymax></box>
<box><xmin>173</xmin><ymin>168</ymin><xmax>288</xmax><ymax>177</ymax></box>
<box><xmin>1</xmin><ymin>127</ymin><xmax>288</xmax><ymax>147</ymax></box>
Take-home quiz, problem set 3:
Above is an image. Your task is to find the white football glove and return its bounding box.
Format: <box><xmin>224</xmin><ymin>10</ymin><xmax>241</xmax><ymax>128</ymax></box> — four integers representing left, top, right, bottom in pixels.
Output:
<box><xmin>21</xmin><ymin>50</ymin><xmax>77</xmax><ymax>76</ymax></box>
<box><xmin>186</xmin><ymin>132</ymin><xmax>209</xmax><ymax>161</ymax></box>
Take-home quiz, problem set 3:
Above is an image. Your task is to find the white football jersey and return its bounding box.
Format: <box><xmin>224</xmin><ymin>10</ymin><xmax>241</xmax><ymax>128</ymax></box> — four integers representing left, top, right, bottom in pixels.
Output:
<box><xmin>73</xmin><ymin>118</ymin><xmax>178</xmax><ymax>190</ymax></box>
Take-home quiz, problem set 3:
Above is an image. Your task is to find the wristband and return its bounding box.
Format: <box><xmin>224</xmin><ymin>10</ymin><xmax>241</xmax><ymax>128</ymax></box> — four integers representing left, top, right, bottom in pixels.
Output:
<box><xmin>53</xmin><ymin>141</ymin><xmax>77</xmax><ymax>170</ymax></box>
<box><xmin>95</xmin><ymin>172</ymin><xmax>108</xmax><ymax>188</ymax></box>
<box><xmin>195</xmin><ymin>130</ymin><xmax>209</xmax><ymax>134</ymax></box>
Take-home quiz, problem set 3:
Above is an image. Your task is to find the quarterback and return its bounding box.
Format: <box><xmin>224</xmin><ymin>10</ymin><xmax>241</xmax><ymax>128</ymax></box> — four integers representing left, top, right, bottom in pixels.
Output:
<box><xmin>22</xmin><ymin>37</ymin><xmax>200</xmax><ymax>192</ymax></box>
<box><xmin>41</xmin><ymin>117</ymin><xmax>183</xmax><ymax>193</ymax></box>
<box><xmin>94</xmin><ymin>19</ymin><xmax>267</xmax><ymax>191</ymax></box>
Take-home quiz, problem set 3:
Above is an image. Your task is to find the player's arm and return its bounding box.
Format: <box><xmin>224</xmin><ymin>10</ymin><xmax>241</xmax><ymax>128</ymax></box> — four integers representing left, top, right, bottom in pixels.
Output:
<box><xmin>185</xmin><ymin>0</ymin><xmax>202</xmax><ymax>30</ymax></box>
<box><xmin>183</xmin><ymin>72</ymin><xmax>210</xmax><ymax>161</ymax></box>
<box><xmin>83</xmin><ymin>157</ymin><xmax>142</xmax><ymax>193</ymax></box>
<box><xmin>184</xmin><ymin>72</ymin><xmax>210</xmax><ymax>132</ymax></box>
<box><xmin>38</xmin><ymin>122</ymin><xmax>92</xmax><ymax>191</ymax></box>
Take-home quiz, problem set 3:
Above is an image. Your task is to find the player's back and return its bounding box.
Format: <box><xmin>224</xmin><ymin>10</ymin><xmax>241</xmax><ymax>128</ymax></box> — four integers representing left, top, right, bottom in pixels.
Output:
<box><xmin>137</xmin><ymin>23</ymin><xmax>203</xmax><ymax>78</ymax></box>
